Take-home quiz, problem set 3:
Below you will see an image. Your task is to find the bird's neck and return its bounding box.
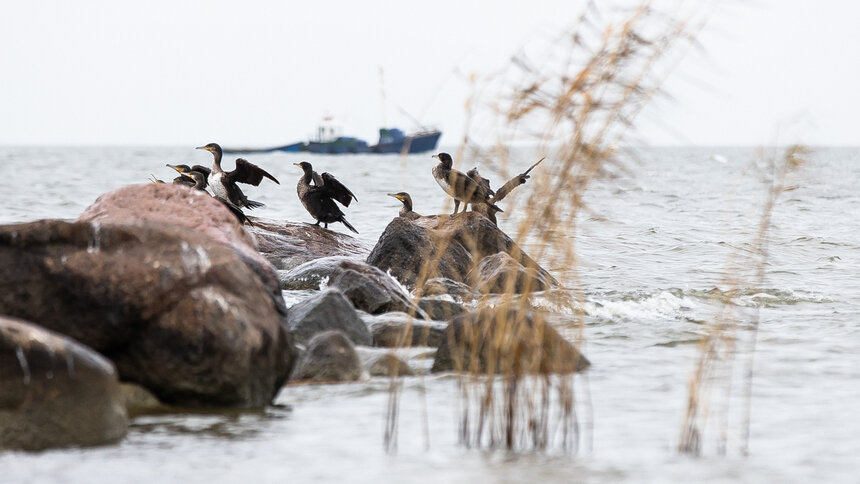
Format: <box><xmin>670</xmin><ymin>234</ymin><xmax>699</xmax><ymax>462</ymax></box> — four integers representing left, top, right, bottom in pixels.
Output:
<box><xmin>211</xmin><ymin>152</ymin><xmax>223</xmax><ymax>173</ymax></box>
<box><xmin>402</xmin><ymin>199</ymin><xmax>412</xmax><ymax>212</ymax></box>
<box><xmin>301</xmin><ymin>170</ymin><xmax>313</xmax><ymax>184</ymax></box>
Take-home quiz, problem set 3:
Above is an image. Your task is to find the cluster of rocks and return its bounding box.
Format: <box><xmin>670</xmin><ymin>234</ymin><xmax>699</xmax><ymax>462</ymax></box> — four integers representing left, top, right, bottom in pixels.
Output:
<box><xmin>0</xmin><ymin>183</ymin><xmax>588</xmax><ymax>451</ymax></box>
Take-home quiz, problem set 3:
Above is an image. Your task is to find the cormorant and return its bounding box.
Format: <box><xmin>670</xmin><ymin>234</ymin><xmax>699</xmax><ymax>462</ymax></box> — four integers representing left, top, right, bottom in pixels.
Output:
<box><xmin>196</xmin><ymin>143</ymin><xmax>279</xmax><ymax>209</ymax></box>
<box><xmin>431</xmin><ymin>152</ymin><xmax>501</xmax><ymax>215</ymax></box>
<box><xmin>294</xmin><ymin>161</ymin><xmax>358</xmax><ymax>233</ymax></box>
<box><xmin>387</xmin><ymin>192</ymin><xmax>420</xmax><ymax>219</ymax></box>
<box><xmin>182</xmin><ymin>170</ymin><xmax>249</xmax><ymax>225</ymax></box>
<box><xmin>167</xmin><ymin>163</ymin><xmax>211</xmax><ymax>188</ymax></box>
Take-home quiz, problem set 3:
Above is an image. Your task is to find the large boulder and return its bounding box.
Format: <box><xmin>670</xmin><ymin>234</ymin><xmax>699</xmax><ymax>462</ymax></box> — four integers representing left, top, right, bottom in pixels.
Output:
<box><xmin>290</xmin><ymin>331</ymin><xmax>362</xmax><ymax>382</ymax></box>
<box><xmin>248</xmin><ymin>218</ymin><xmax>371</xmax><ymax>272</ymax></box>
<box><xmin>417</xmin><ymin>298</ymin><xmax>465</xmax><ymax>321</ymax></box>
<box><xmin>78</xmin><ymin>183</ymin><xmax>284</xmax><ymax>313</ymax></box>
<box><xmin>367</xmin><ymin>212</ymin><xmax>556</xmax><ymax>291</ymax></box>
<box><xmin>328</xmin><ymin>260</ymin><xmax>425</xmax><ymax>317</ymax></box>
<box><xmin>469</xmin><ymin>252</ymin><xmax>556</xmax><ymax>294</ymax></box>
<box><xmin>431</xmin><ymin>308</ymin><xmax>590</xmax><ymax>374</ymax></box>
<box><xmin>286</xmin><ymin>288</ymin><xmax>372</xmax><ymax>346</ymax></box>
<box><xmin>0</xmin><ymin>219</ymin><xmax>295</xmax><ymax>407</ymax></box>
<box><xmin>0</xmin><ymin>317</ymin><xmax>128</xmax><ymax>450</ymax></box>
<box><xmin>419</xmin><ymin>277</ymin><xmax>478</xmax><ymax>301</ymax></box>
<box><xmin>361</xmin><ymin>312</ymin><xmax>447</xmax><ymax>348</ymax></box>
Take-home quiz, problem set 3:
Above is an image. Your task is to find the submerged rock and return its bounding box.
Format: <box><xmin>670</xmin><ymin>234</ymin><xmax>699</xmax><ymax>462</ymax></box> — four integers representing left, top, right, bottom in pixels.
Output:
<box><xmin>0</xmin><ymin>317</ymin><xmax>128</xmax><ymax>450</ymax></box>
<box><xmin>417</xmin><ymin>298</ymin><xmax>465</xmax><ymax>321</ymax></box>
<box><xmin>328</xmin><ymin>260</ymin><xmax>425</xmax><ymax>317</ymax></box>
<box><xmin>248</xmin><ymin>218</ymin><xmax>371</xmax><ymax>272</ymax></box>
<box><xmin>419</xmin><ymin>277</ymin><xmax>478</xmax><ymax>301</ymax></box>
<box><xmin>290</xmin><ymin>331</ymin><xmax>362</xmax><ymax>382</ymax></box>
<box><xmin>367</xmin><ymin>212</ymin><xmax>556</xmax><ymax>292</ymax></box>
<box><xmin>0</xmin><ymin>220</ymin><xmax>295</xmax><ymax>407</ymax></box>
<box><xmin>469</xmin><ymin>252</ymin><xmax>556</xmax><ymax>294</ymax></box>
<box><xmin>431</xmin><ymin>308</ymin><xmax>590</xmax><ymax>374</ymax></box>
<box><xmin>286</xmin><ymin>288</ymin><xmax>372</xmax><ymax>346</ymax></box>
<box><xmin>354</xmin><ymin>347</ymin><xmax>414</xmax><ymax>377</ymax></box>
<box><xmin>361</xmin><ymin>312</ymin><xmax>447</xmax><ymax>348</ymax></box>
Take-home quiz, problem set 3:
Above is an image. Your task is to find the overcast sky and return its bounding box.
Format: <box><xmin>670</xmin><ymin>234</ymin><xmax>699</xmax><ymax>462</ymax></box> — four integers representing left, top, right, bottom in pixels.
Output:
<box><xmin>1</xmin><ymin>0</ymin><xmax>857</xmax><ymax>146</ymax></box>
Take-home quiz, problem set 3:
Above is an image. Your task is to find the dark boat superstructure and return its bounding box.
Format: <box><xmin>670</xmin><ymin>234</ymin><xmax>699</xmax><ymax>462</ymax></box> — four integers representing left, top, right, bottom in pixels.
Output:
<box><xmin>371</xmin><ymin>128</ymin><xmax>441</xmax><ymax>154</ymax></box>
<box><xmin>431</xmin><ymin>152</ymin><xmax>500</xmax><ymax>215</ymax></box>
<box><xmin>196</xmin><ymin>143</ymin><xmax>279</xmax><ymax>210</ymax></box>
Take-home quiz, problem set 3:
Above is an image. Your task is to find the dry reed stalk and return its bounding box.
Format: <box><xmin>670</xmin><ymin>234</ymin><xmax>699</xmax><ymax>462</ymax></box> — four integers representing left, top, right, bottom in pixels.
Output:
<box><xmin>385</xmin><ymin>1</ymin><xmax>712</xmax><ymax>453</ymax></box>
<box><xmin>678</xmin><ymin>144</ymin><xmax>807</xmax><ymax>456</ymax></box>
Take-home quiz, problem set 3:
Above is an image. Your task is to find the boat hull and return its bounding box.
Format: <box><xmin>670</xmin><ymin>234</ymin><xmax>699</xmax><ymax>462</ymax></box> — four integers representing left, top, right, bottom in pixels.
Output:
<box><xmin>371</xmin><ymin>130</ymin><xmax>441</xmax><ymax>154</ymax></box>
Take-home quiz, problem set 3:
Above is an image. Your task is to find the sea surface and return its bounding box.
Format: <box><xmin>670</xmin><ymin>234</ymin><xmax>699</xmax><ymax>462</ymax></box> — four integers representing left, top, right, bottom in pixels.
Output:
<box><xmin>0</xmin><ymin>146</ymin><xmax>858</xmax><ymax>483</ymax></box>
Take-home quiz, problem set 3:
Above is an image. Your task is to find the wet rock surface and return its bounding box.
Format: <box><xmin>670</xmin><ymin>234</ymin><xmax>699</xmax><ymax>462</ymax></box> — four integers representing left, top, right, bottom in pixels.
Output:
<box><xmin>328</xmin><ymin>259</ymin><xmax>425</xmax><ymax>317</ymax></box>
<box><xmin>361</xmin><ymin>312</ymin><xmax>447</xmax><ymax>348</ymax></box>
<box><xmin>417</xmin><ymin>298</ymin><xmax>465</xmax><ymax>321</ymax></box>
<box><xmin>0</xmin><ymin>219</ymin><xmax>295</xmax><ymax>407</ymax></box>
<box><xmin>278</xmin><ymin>255</ymin><xmax>358</xmax><ymax>290</ymax></box>
<box><xmin>290</xmin><ymin>331</ymin><xmax>362</xmax><ymax>382</ymax></box>
<box><xmin>367</xmin><ymin>212</ymin><xmax>556</xmax><ymax>292</ymax></box>
<box><xmin>286</xmin><ymin>288</ymin><xmax>372</xmax><ymax>346</ymax></box>
<box><xmin>431</xmin><ymin>308</ymin><xmax>590</xmax><ymax>374</ymax></box>
<box><xmin>0</xmin><ymin>317</ymin><xmax>128</xmax><ymax>450</ymax></box>
<box><xmin>469</xmin><ymin>252</ymin><xmax>557</xmax><ymax>294</ymax></box>
<box><xmin>419</xmin><ymin>277</ymin><xmax>478</xmax><ymax>301</ymax></box>
<box><xmin>248</xmin><ymin>218</ymin><xmax>371</xmax><ymax>272</ymax></box>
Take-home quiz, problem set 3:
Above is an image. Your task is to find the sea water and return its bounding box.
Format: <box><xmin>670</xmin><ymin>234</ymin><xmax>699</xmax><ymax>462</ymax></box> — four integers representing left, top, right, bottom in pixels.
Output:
<box><xmin>0</xmin><ymin>146</ymin><xmax>858</xmax><ymax>482</ymax></box>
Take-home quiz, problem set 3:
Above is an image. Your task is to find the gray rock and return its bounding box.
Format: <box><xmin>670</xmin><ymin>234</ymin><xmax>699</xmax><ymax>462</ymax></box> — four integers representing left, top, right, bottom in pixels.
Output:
<box><xmin>287</xmin><ymin>288</ymin><xmax>372</xmax><ymax>346</ymax></box>
<box><xmin>290</xmin><ymin>331</ymin><xmax>362</xmax><ymax>382</ymax></box>
<box><xmin>329</xmin><ymin>260</ymin><xmax>426</xmax><ymax>317</ymax></box>
<box><xmin>248</xmin><ymin>218</ymin><xmax>371</xmax><ymax>271</ymax></box>
<box><xmin>0</xmin><ymin>317</ymin><xmax>128</xmax><ymax>450</ymax></box>
<box><xmin>0</xmin><ymin>219</ymin><xmax>295</xmax><ymax>407</ymax></box>
<box><xmin>361</xmin><ymin>312</ymin><xmax>447</xmax><ymax>348</ymax></box>
<box><xmin>469</xmin><ymin>252</ymin><xmax>557</xmax><ymax>294</ymax></box>
<box><xmin>278</xmin><ymin>255</ymin><xmax>358</xmax><ymax>290</ymax></box>
<box><xmin>367</xmin><ymin>212</ymin><xmax>556</xmax><ymax>291</ymax></box>
<box><xmin>354</xmin><ymin>347</ymin><xmax>414</xmax><ymax>377</ymax></box>
<box><xmin>417</xmin><ymin>298</ymin><xmax>465</xmax><ymax>321</ymax></box>
<box><xmin>431</xmin><ymin>308</ymin><xmax>590</xmax><ymax>374</ymax></box>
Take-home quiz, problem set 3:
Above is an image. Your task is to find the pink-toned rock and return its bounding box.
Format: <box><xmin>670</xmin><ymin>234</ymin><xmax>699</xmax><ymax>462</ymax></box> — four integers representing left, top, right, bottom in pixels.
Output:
<box><xmin>248</xmin><ymin>218</ymin><xmax>371</xmax><ymax>271</ymax></box>
<box><xmin>78</xmin><ymin>183</ymin><xmax>280</xmax><ymax>304</ymax></box>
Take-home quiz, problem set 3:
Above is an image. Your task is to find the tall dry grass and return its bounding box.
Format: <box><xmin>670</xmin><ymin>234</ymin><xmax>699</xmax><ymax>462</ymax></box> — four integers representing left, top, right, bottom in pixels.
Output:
<box><xmin>385</xmin><ymin>1</ymin><xmax>713</xmax><ymax>453</ymax></box>
<box><xmin>678</xmin><ymin>144</ymin><xmax>806</xmax><ymax>456</ymax></box>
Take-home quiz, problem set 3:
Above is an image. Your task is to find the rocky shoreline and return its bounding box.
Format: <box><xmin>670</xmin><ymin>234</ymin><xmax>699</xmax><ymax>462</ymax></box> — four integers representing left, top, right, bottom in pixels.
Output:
<box><xmin>0</xmin><ymin>183</ymin><xmax>588</xmax><ymax>451</ymax></box>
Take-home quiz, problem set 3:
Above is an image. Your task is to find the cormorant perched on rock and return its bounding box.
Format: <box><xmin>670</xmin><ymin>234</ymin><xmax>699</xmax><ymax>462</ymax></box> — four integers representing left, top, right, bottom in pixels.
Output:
<box><xmin>431</xmin><ymin>152</ymin><xmax>501</xmax><ymax>215</ymax></box>
<box><xmin>387</xmin><ymin>192</ymin><xmax>420</xmax><ymax>219</ymax></box>
<box><xmin>294</xmin><ymin>161</ymin><xmax>358</xmax><ymax>233</ymax></box>
<box><xmin>183</xmin><ymin>170</ymin><xmax>249</xmax><ymax>225</ymax></box>
<box><xmin>196</xmin><ymin>143</ymin><xmax>279</xmax><ymax>209</ymax></box>
<box><xmin>167</xmin><ymin>163</ymin><xmax>211</xmax><ymax>188</ymax></box>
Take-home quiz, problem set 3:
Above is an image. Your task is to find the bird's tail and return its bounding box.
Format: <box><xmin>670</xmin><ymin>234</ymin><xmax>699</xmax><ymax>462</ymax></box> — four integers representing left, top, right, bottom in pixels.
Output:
<box><xmin>245</xmin><ymin>199</ymin><xmax>265</xmax><ymax>209</ymax></box>
<box><xmin>340</xmin><ymin>216</ymin><xmax>359</xmax><ymax>234</ymax></box>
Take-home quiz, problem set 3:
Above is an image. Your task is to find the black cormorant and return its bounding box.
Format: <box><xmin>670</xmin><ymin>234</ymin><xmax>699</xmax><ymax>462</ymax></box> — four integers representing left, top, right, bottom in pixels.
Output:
<box><xmin>294</xmin><ymin>161</ymin><xmax>358</xmax><ymax>233</ymax></box>
<box><xmin>387</xmin><ymin>192</ymin><xmax>420</xmax><ymax>219</ymax></box>
<box><xmin>431</xmin><ymin>152</ymin><xmax>501</xmax><ymax>215</ymax></box>
<box><xmin>196</xmin><ymin>143</ymin><xmax>279</xmax><ymax>209</ymax></box>
<box><xmin>183</xmin><ymin>170</ymin><xmax>249</xmax><ymax>225</ymax></box>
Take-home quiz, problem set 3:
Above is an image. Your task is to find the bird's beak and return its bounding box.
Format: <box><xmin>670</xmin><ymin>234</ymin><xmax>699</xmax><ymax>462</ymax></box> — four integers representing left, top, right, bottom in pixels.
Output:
<box><xmin>431</xmin><ymin>154</ymin><xmax>439</xmax><ymax>160</ymax></box>
<box><xmin>387</xmin><ymin>193</ymin><xmax>400</xmax><ymax>200</ymax></box>
<box><xmin>293</xmin><ymin>162</ymin><xmax>300</xmax><ymax>167</ymax></box>
<box><xmin>195</xmin><ymin>146</ymin><xmax>207</xmax><ymax>151</ymax></box>
<box><xmin>166</xmin><ymin>164</ymin><xmax>182</xmax><ymax>172</ymax></box>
